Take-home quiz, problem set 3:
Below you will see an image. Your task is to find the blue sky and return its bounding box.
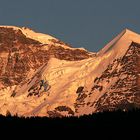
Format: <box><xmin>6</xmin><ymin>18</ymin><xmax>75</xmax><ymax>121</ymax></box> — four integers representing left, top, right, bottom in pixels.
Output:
<box><xmin>0</xmin><ymin>0</ymin><xmax>140</xmax><ymax>52</ymax></box>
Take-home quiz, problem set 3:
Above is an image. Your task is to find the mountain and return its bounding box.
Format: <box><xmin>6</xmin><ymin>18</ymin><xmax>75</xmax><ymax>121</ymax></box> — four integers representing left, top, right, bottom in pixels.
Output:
<box><xmin>0</xmin><ymin>26</ymin><xmax>140</xmax><ymax>117</ymax></box>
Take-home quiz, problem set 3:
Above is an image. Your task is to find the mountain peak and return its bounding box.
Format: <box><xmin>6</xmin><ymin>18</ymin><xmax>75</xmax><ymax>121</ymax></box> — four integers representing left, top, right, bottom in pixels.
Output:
<box><xmin>124</xmin><ymin>28</ymin><xmax>133</xmax><ymax>32</ymax></box>
<box><xmin>123</xmin><ymin>28</ymin><xmax>139</xmax><ymax>36</ymax></box>
<box><xmin>98</xmin><ymin>28</ymin><xmax>140</xmax><ymax>56</ymax></box>
<box><xmin>122</xmin><ymin>28</ymin><xmax>140</xmax><ymax>44</ymax></box>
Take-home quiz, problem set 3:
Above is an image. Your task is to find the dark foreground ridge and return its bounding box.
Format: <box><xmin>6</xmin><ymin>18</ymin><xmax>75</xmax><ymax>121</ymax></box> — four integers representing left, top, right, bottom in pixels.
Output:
<box><xmin>0</xmin><ymin>109</ymin><xmax>140</xmax><ymax>131</ymax></box>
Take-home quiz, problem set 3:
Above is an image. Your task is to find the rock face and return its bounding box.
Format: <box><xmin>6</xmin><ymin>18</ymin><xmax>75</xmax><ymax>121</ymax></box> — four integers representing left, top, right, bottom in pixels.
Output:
<box><xmin>0</xmin><ymin>27</ymin><xmax>41</xmax><ymax>88</ymax></box>
<box><xmin>0</xmin><ymin>26</ymin><xmax>140</xmax><ymax>117</ymax></box>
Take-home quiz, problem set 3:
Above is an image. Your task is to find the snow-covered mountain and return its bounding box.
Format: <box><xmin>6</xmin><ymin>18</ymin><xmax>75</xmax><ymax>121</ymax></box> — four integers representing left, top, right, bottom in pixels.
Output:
<box><xmin>0</xmin><ymin>26</ymin><xmax>140</xmax><ymax>117</ymax></box>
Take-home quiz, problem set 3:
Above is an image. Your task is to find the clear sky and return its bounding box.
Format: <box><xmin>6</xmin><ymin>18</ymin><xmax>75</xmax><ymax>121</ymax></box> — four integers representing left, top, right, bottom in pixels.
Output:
<box><xmin>0</xmin><ymin>0</ymin><xmax>140</xmax><ymax>52</ymax></box>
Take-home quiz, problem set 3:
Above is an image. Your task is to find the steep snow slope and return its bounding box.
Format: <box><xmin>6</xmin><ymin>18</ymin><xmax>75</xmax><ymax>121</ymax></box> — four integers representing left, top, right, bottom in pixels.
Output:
<box><xmin>0</xmin><ymin>57</ymin><xmax>93</xmax><ymax>116</ymax></box>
